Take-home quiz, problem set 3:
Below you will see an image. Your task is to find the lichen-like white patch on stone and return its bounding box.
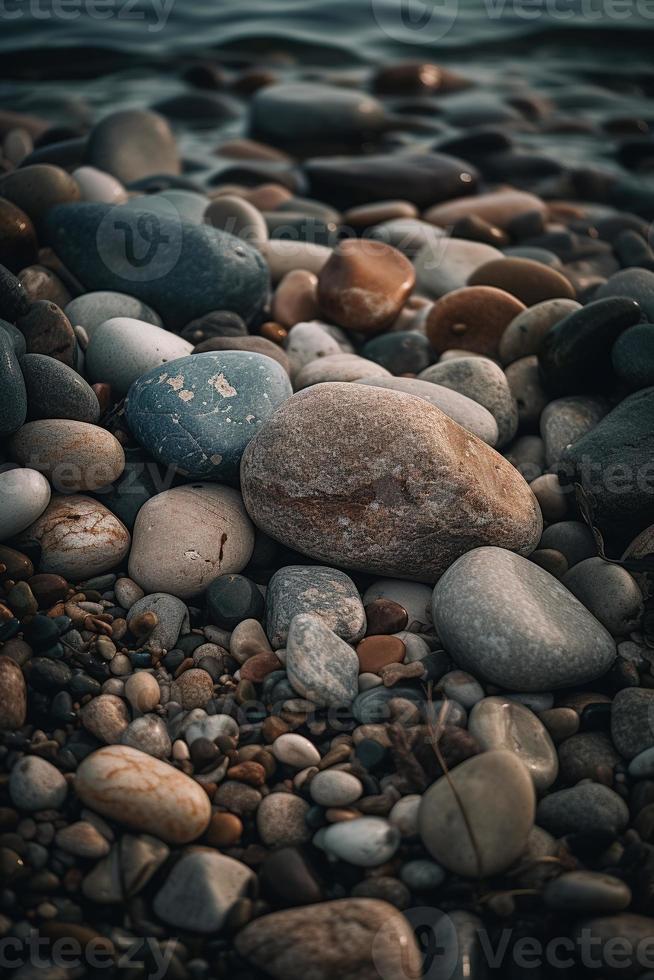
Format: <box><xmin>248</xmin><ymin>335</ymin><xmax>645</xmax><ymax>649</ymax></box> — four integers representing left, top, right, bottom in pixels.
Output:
<box><xmin>166</xmin><ymin>375</ymin><xmax>185</xmax><ymax>391</ymax></box>
<box><xmin>210</xmin><ymin>454</ymin><xmax>223</xmax><ymax>465</ymax></box>
<box><xmin>179</xmin><ymin>390</ymin><xmax>194</xmax><ymax>402</ymax></box>
<box><xmin>184</xmin><ymin>550</ymin><xmax>202</xmax><ymax>561</ymax></box>
<box><xmin>208</xmin><ymin>373</ymin><xmax>237</xmax><ymax>398</ymax></box>
<box><xmin>245</xmin><ymin>414</ymin><xmax>255</xmax><ymax>423</ymax></box>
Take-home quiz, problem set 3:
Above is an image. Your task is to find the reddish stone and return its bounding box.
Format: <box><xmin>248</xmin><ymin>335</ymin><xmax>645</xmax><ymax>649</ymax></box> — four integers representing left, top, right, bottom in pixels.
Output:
<box><xmin>240</xmin><ymin>652</ymin><xmax>282</xmax><ymax>683</ymax></box>
<box><xmin>364</xmin><ymin>599</ymin><xmax>408</xmax><ymax>636</ymax></box>
<box><xmin>356</xmin><ymin>635</ymin><xmax>406</xmax><ymax>674</ymax></box>
<box><xmin>426</xmin><ymin>286</ymin><xmax>525</xmax><ymax>358</ymax></box>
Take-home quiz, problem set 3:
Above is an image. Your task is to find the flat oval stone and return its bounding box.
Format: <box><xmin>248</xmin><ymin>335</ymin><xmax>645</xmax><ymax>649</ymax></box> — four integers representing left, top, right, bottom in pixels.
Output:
<box><xmin>73</xmin><ymin>165</ymin><xmax>128</xmax><ymax>204</ymax></box>
<box><xmin>432</xmin><ymin>547</ymin><xmax>616</xmax><ymax>691</ymax></box>
<box><xmin>45</xmin><ymin>202</ymin><xmax>269</xmax><ymax>330</ymax></box>
<box><xmin>10</xmin><ymin>756</ymin><xmax>68</xmax><ymax>811</ymax></box>
<box><xmin>356</xmin><ymin>635</ymin><xmax>405</xmax><ymax>674</ymax></box>
<box><xmin>426</xmin><ymin>286</ymin><xmax>525</xmax><ymax>358</ymax></box>
<box><xmin>284</xmin><ymin>320</ymin><xmax>343</xmax><ymax>380</ymax></box>
<box><xmin>540</xmin><ymin>395</ymin><xmax>608</xmax><ymax>469</ymax></box>
<box><xmin>612</xmin><ymin>323</ymin><xmax>654</xmax><ymax>391</ymax></box>
<box><xmin>563</xmin><ymin>557</ymin><xmax>643</xmax><ymax>637</ymax></box>
<box><xmin>611</xmin><ymin>688</ymin><xmax>654</xmax><ymax>759</ymax></box>
<box><xmin>128</xmin><ymin>483</ymin><xmax>254</xmax><ymax>599</ymax></box>
<box><xmin>86</xmin><ymin>109</ymin><xmax>180</xmax><ymax>183</ymax></box>
<box><xmin>205</xmin><ymin>194</ymin><xmax>267</xmax><ymax>244</ymax></box>
<box><xmin>425</xmin><ymin>189</ymin><xmax>547</xmax><ymax>230</ymax></box>
<box><xmin>272</xmin><ymin>732</ymin><xmax>321</xmax><ymax>769</ymax></box>
<box><xmin>536</xmin><ymin>783</ymin><xmax>629</xmax><ymax>837</ymax></box>
<box><xmin>468</xmin><ymin>696</ymin><xmax>559</xmax><ymax>791</ymax></box>
<box><xmin>596</xmin><ymin>266</ymin><xmax>654</xmax><ymax>320</ymax></box>
<box><xmin>17</xmin><ymin>299</ymin><xmax>77</xmax><ymax>367</ymax></box>
<box><xmin>310</xmin><ymin>770</ymin><xmax>363</xmax><ymax>807</ymax></box>
<box><xmin>0</xmin><ymin>467</ymin><xmax>51</xmax><ymax>540</ymax></box>
<box><xmin>65</xmin><ymin>291</ymin><xmax>163</xmax><ymax>336</ymax></box>
<box><xmin>250</xmin><ymin>83</ymin><xmax>386</xmax><ymax>147</ymax></box>
<box><xmin>0</xmin><ymin>328</ymin><xmax>26</xmax><ymax>436</ymax></box>
<box><xmin>469</xmin><ymin>257</ymin><xmax>576</xmax><ymax>305</ymax></box>
<box><xmin>0</xmin><ymin>164</ymin><xmax>80</xmax><ymax>232</ymax></box>
<box><xmin>18</xmin><ymin>494</ymin><xmax>130</xmax><ymax>579</ymax></box>
<box><xmin>256</xmin><ymin>792</ymin><xmax>311</xmax><ymax>847</ymax></box>
<box><xmin>265</xmin><ymin>564</ymin><xmax>366</xmax><ymax>649</ymax></box>
<box><xmin>322</xmin><ymin>817</ymin><xmax>400</xmax><ymax>866</ymax></box>
<box><xmin>193</xmin><ymin>334</ymin><xmax>289</xmax><ymax>373</ymax></box>
<box><xmin>499</xmin><ymin>298</ymin><xmax>581</xmax><ymax>364</ymax></box>
<box><xmin>317</xmin><ymin>239</ymin><xmax>415</xmax><ymax>335</ymax></box>
<box><xmin>415</xmin><ymin>238</ymin><xmax>503</xmax><ymax>298</ymax></box>
<box><xmin>241</xmin><ymin>384</ymin><xmax>542</xmax><ymax>582</ymax></box>
<box><xmin>418</xmin><ymin>750</ymin><xmax>535</xmax><ymax>877</ymax></box>
<box><xmin>75</xmin><ymin>745</ymin><xmax>211</xmax><ymax>844</ymax></box>
<box><xmin>126</xmin><ymin>351</ymin><xmax>292</xmax><ymax>483</ymax></box>
<box><xmin>360</xmin><ymin>330</ymin><xmax>432</xmax><ymax>375</ymax></box>
<box><xmin>9</xmin><ymin>420</ymin><xmax>124</xmax><ymax>492</ymax></box>
<box><xmin>21</xmin><ymin>353</ymin><xmax>100</xmax><ymax>423</ymax></box>
<box><xmin>544</xmin><ymin>871</ymin><xmax>631</xmax><ymax>913</ymax></box>
<box><xmin>357</xmin><ymin>376</ymin><xmax>499</xmax><ymax>445</ymax></box>
<box><xmin>294</xmin><ymin>353</ymin><xmax>390</xmax><ymax>389</ymax></box>
<box><xmin>286</xmin><ymin>613</ymin><xmax>360</xmax><ymax>707</ymax></box>
<box><xmin>87</xmin><ymin>317</ymin><xmax>192</xmax><ymax>396</ymax></box>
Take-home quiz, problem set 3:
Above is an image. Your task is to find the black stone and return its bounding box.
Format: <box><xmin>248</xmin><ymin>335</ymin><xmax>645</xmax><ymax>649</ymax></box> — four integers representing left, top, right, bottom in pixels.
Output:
<box><xmin>612</xmin><ymin>323</ymin><xmax>654</xmax><ymax>390</ymax></box>
<box><xmin>206</xmin><ymin>574</ymin><xmax>264</xmax><ymax>630</ymax></box>
<box><xmin>27</xmin><ymin>658</ymin><xmax>72</xmax><ymax>692</ymax></box>
<box><xmin>22</xmin><ymin>615</ymin><xmax>60</xmax><ymax>650</ymax></box>
<box><xmin>361</xmin><ymin>331</ymin><xmax>433</xmax><ymax>375</ymax></box>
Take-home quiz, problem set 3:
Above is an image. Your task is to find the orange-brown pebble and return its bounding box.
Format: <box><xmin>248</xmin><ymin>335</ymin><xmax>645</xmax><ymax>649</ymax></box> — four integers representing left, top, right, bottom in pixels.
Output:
<box><xmin>91</xmin><ymin>383</ymin><xmax>112</xmax><ymax>416</ymax></box>
<box><xmin>425</xmin><ymin>285</ymin><xmax>526</xmax><ymax>358</ymax></box>
<box><xmin>217</xmin><ymin>138</ymin><xmax>291</xmax><ymax>163</ymax></box>
<box><xmin>206</xmin><ymin>811</ymin><xmax>244</xmax><ymax>847</ymax></box>
<box><xmin>262</xmin><ymin>715</ymin><xmax>289</xmax><ymax>742</ymax></box>
<box><xmin>372</xmin><ymin>62</ymin><xmax>470</xmax><ymax>96</ymax></box>
<box><xmin>325</xmin><ymin>808</ymin><xmax>361</xmax><ymax>822</ymax></box>
<box><xmin>227</xmin><ymin>761</ymin><xmax>267</xmax><ymax>787</ymax></box>
<box><xmin>317</xmin><ymin>238</ymin><xmax>415</xmax><ymax>335</ymax></box>
<box><xmin>271</xmin><ymin>269</ymin><xmax>319</xmax><ymax>328</ymax></box>
<box><xmin>356</xmin><ymin>635</ymin><xmax>406</xmax><ymax>674</ymax></box>
<box><xmin>259</xmin><ymin>321</ymin><xmax>288</xmax><ymax>345</ymax></box>
<box><xmin>364</xmin><ymin>598</ymin><xmax>408</xmax><ymax>636</ymax></box>
<box><xmin>468</xmin><ymin>258</ymin><xmax>576</xmax><ymax>306</ymax></box>
<box><xmin>343</xmin><ymin>200</ymin><xmax>418</xmax><ymax>229</ymax></box>
<box><xmin>244</xmin><ymin>183</ymin><xmax>293</xmax><ymax>211</ymax></box>
<box><xmin>28</xmin><ymin>573</ymin><xmax>68</xmax><ymax>607</ymax></box>
<box><xmin>240</xmin><ymin>652</ymin><xmax>283</xmax><ymax>683</ymax></box>
<box><xmin>424</xmin><ymin>190</ymin><xmax>547</xmax><ymax>231</ymax></box>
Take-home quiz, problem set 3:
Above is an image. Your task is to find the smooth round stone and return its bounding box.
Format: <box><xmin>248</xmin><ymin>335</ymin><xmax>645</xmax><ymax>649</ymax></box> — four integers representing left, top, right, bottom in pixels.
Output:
<box><xmin>629</xmin><ymin>746</ymin><xmax>654</xmax><ymax>778</ymax></box>
<box><xmin>206</xmin><ymin>573</ymin><xmax>263</xmax><ymax>630</ymax></box>
<box><xmin>236</xmin><ymin>898</ymin><xmax>422</xmax><ymax>980</ymax></box>
<box><xmin>129</xmin><ymin>484</ymin><xmax>254</xmax><ymax>600</ymax></box>
<box><xmin>19</xmin><ymin>495</ymin><xmax>130</xmax><ymax>579</ymax></box>
<box><xmin>544</xmin><ymin>871</ymin><xmax>631</xmax><ymax>913</ymax></box>
<box><xmin>124</xmin><ymin>672</ymin><xmax>160</xmax><ymax>714</ymax></box>
<box><xmin>114</xmin><ymin>576</ymin><xmax>144</xmax><ymax>610</ymax></box>
<box><xmin>499</xmin><ymin>298</ymin><xmax>581</xmax><ymax>364</ymax></box>
<box><xmin>611</xmin><ymin>688</ymin><xmax>654</xmax><ymax>759</ymax></box>
<box><xmin>0</xmin><ymin>262</ymin><xmax>30</xmax><ymax>322</ymax></box>
<box><xmin>539</xmin><ymin>297</ymin><xmax>641</xmax><ymax>397</ymax></box>
<box><xmin>541</xmin><ymin>395</ymin><xmax>608</xmax><ymax>469</ymax></box>
<box><xmin>0</xmin><ymin>318</ymin><xmax>26</xmax><ymax>357</ymax></box>
<box><xmin>55</xmin><ymin>820</ymin><xmax>111</xmax><ymax>859</ymax></box>
<box><xmin>72</xmin><ymin>165</ymin><xmax>127</xmax><ymax>204</ymax></box>
<box><xmin>256</xmin><ymin>791</ymin><xmax>311</xmax><ymax>847</ymax></box>
<box><xmin>469</xmin><ymin>257</ymin><xmax>576</xmax><ymax>306</ymax></box>
<box><xmin>310</xmin><ymin>770</ymin><xmax>363</xmax><ymax>807</ymax></box>
<box><xmin>17</xmin><ymin>300</ymin><xmax>78</xmax><ymax>368</ymax></box>
<box><xmin>415</xmin><ymin>238</ymin><xmax>503</xmax><ymax>299</ymax></box>
<box><xmin>46</xmin><ymin>202</ymin><xmax>268</xmax><ymax>331</ymax></box>
<box><xmin>86</xmin><ymin>317</ymin><xmax>192</xmax><ymax>397</ymax></box>
<box><xmin>426</xmin><ymin>286</ymin><xmax>525</xmax><ymax>359</ymax></box>
<box><xmin>230</xmin><ymin>618</ymin><xmax>272</xmax><ymax>664</ymax></box>
<box><xmin>80</xmin><ymin>693</ymin><xmax>129</xmax><ymax>743</ymax></box>
<box><xmin>192</xmin><ymin>334</ymin><xmax>290</xmax><ymax>373</ymax></box>
<box><xmin>399</xmin><ymin>858</ymin><xmax>446</xmax><ymax>891</ymax></box>
<box><xmin>418</xmin><ymin>750</ymin><xmax>535</xmax><ymax>877</ymax></box>
<box><xmin>539</xmin><ymin>521</ymin><xmax>597</xmax><ymax>568</ymax></box>
<box><xmin>19</xmin><ymin>264</ymin><xmax>71</xmax><ymax>307</ymax></box>
<box><xmin>433</xmin><ymin>547</ymin><xmax>616</xmax><ymax>691</ymax></box>
<box><xmin>126</xmin><ymin>351</ymin><xmax>292</xmax><ymax>483</ymax></box>
<box><xmin>0</xmin><ymin>163</ymin><xmax>80</xmax><ymax>231</ymax></box>
<box><xmin>75</xmin><ymin>745</ymin><xmax>210</xmax><ymax>843</ymax></box>
<box><xmin>272</xmin><ymin>733</ymin><xmax>321</xmax><ymax>769</ymax></box>
<box><xmin>241</xmin><ymin>384</ymin><xmax>541</xmax><ymax>582</ymax></box>
<box><xmin>127</xmin><ymin>189</ymin><xmax>209</xmax><ymax>225</ymax></box>
<box><xmin>87</xmin><ymin>109</ymin><xmax>179</xmax><ymax>182</ymax></box>
<box><xmin>10</xmin><ymin>756</ymin><xmax>68</xmax><ymax>811</ymax></box>
<box><xmin>322</xmin><ymin>816</ymin><xmax>400</xmax><ymax>866</ymax></box>
<box><xmin>503</xmin><ymin>434</ymin><xmax>545</xmax><ymax>481</ymax></box>
<box><xmin>505</xmin><ymin>355</ymin><xmax>548</xmax><ymax>428</ymax></box>
<box><xmin>357</xmin><ymin>376</ymin><xmax>499</xmax><ymax>445</ymax></box>
<box><xmin>272</xmin><ymin>270</ymin><xmax>319</xmax><ymax>328</ymax></box>
<box><xmin>286</xmin><ymin>614</ymin><xmax>360</xmax><ymax>707</ymax></box>
<box><xmin>557</xmin><ymin>732</ymin><xmax>622</xmax><ymax>785</ymax></box>
<box><xmin>10</xmin><ymin>420</ymin><xmax>124</xmax><ymax>493</ymax></box>
<box><xmin>367</xmin><ymin>217</ymin><xmax>446</xmax><ymax>258</ymax></box>
<box><xmin>536</xmin><ymin>783</ymin><xmax>629</xmax><ymax>838</ymax></box>
<box><xmin>426</xmin><ymin>188</ymin><xmax>546</xmax><ymax>228</ymax></box>
<box><xmin>127</xmin><ymin>593</ymin><xmax>189</xmax><ymax>653</ymax></box>
<box><xmin>419</xmin><ymin>356</ymin><xmax>518</xmax><ymax>447</ymax></box>
<box><xmin>363</xmin><ymin>580</ymin><xmax>432</xmax><ymax>633</ymax></box>
<box><xmin>440</xmin><ymin>670</ymin><xmax>484</xmax><ymax>709</ymax></box>
<box><xmin>0</xmin><ymin>656</ymin><xmax>26</xmax><ymax>729</ymax></box>
<box><xmin>284</xmin><ymin>320</ymin><xmax>342</xmax><ymax>380</ymax></box>
<box><xmin>0</xmin><ymin>328</ymin><xmax>26</xmax><ymax>436</ymax></box>
<box><xmin>0</xmin><ymin>197</ymin><xmax>37</xmax><ymax>272</ymax></box>
<box><xmin>388</xmin><ymin>795</ymin><xmax>421</xmax><ymax>837</ymax></box>
<box><xmin>294</xmin><ymin>353</ymin><xmax>391</xmax><ymax>389</ymax></box>
<box><xmin>364</xmin><ymin>598</ymin><xmax>408</xmax><ymax>635</ymax></box>
<box><xmin>250</xmin><ymin>83</ymin><xmax>386</xmax><ymax>146</ymax></box>
<box><xmin>260</xmin><ymin>240</ymin><xmax>331</xmax><ymax>283</ymax></box>
<box><xmin>356</xmin><ymin>635</ymin><xmax>405</xmax><ymax>674</ymax></box>
<box><xmin>597</xmin><ymin>266</ymin><xmax>654</xmax><ymax>320</ymax></box>
<box><xmin>64</xmin><ymin>291</ymin><xmax>163</xmax><ymax>336</ymax></box>
<box><xmin>612</xmin><ymin>322</ymin><xmax>654</xmax><ymax>390</ymax></box>
<box><xmin>172</xmin><ymin>668</ymin><xmax>214</xmax><ymax>709</ymax></box>
<box><xmin>360</xmin><ymin>330</ymin><xmax>432</xmax><ymax>375</ymax></box>
<box><xmin>205</xmin><ymin>194</ymin><xmax>268</xmax><ymax>245</ymax></box>
<box><xmin>265</xmin><ymin>564</ymin><xmax>366</xmax><ymax>649</ymax></box>
<box><xmin>468</xmin><ymin>697</ymin><xmax>558</xmax><ymax>791</ymax></box>
<box><xmin>153</xmin><ymin>849</ymin><xmax>253</xmax><ymax>933</ymax></box>
<box><xmin>21</xmin><ymin>353</ymin><xmax>100</xmax><ymax>424</ymax></box>
<box><xmin>539</xmin><ymin>707</ymin><xmax>579</xmax><ymax>743</ymax></box>
<box><xmin>317</xmin><ymin>239</ymin><xmax>415</xmax><ymax>335</ymax></box>
<box><xmin>0</xmin><ymin>468</ymin><xmax>50</xmax><ymax>541</ymax></box>
<box><xmin>563</xmin><ymin>558</ymin><xmax>643</xmax><ymax>637</ymax></box>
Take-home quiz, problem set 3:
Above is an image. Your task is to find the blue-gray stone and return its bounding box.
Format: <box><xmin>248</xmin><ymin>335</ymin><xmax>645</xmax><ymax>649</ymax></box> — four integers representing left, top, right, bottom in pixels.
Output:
<box><xmin>265</xmin><ymin>564</ymin><xmax>366</xmax><ymax>650</ymax></box>
<box><xmin>0</xmin><ymin>329</ymin><xmax>27</xmax><ymax>437</ymax></box>
<box><xmin>65</xmin><ymin>291</ymin><xmax>163</xmax><ymax>336</ymax></box>
<box><xmin>597</xmin><ymin>267</ymin><xmax>654</xmax><ymax>321</ymax></box>
<box><xmin>360</xmin><ymin>331</ymin><xmax>433</xmax><ymax>375</ymax></box>
<box><xmin>22</xmin><ymin>353</ymin><xmax>100</xmax><ymax>423</ymax></box>
<box><xmin>286</xmin><ymin>613</ymin><xmax>359</xmax><ymax>707</ymax></box>
<box><xmin>536</xmin><ymin>784</ymin><xmax>629</xmax><ymax>838</ymax></box>
<box><xmin>0</xmin><ymin>318</ymin><xmax>26</xmax><ymax>357</ymax></box>
<box><xmin>125</xmin><ymin>351</ymin><xmax>292</xmax><ymax>483</ymax></box>
<box><xmin>45</xmin><ymin>202</ymin><xmax>269</xmax><ymax>330</ymax></box>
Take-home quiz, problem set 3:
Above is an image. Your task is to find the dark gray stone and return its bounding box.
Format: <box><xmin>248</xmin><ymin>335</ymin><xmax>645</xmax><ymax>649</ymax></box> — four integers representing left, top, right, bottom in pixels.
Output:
<box><xmin>0</xmin><ymin>328</ymin><xmax>26</xmax><ymax>436</ymax></box>
<box><xmin>22</xmin><ymin>353</ymin><xmax>100</xmax><ymax>423</ymax></box>
<box><xmin>286</xmin><ymin>613</ymin><xmax>359</xmax><ymax>707</ymax></box>
<box><xmin>611</xmin><ymin>687</ymin><xmax>654</xmax><ymax>759</ymax></box>
<box><xmin>536</xmin><ymin>783</ymin><xmax>629</xmax><ymax>837</ymax></box>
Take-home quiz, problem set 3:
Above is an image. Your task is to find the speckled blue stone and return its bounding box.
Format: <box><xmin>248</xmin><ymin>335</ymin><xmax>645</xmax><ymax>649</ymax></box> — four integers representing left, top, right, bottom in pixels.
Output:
<box><xmin>125</xmin><ymin>351</ymin><xmax>292</xmax><ymax>483</ymax></box>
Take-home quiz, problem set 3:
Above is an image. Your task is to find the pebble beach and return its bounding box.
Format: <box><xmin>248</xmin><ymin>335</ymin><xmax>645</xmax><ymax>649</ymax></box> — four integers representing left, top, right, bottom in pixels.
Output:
<box><xmin>1</xmin><ymin>6</ymin><xmax>654</xmax><ymax>978</ymax></box>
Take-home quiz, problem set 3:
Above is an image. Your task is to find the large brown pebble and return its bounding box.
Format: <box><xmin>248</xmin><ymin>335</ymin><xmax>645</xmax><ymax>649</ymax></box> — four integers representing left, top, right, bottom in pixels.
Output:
<box><xmin>0</xmin><ymin>198</ymin><xmax>38</xmax><ymax>272</ymax></box>
<box><xmin>172</xmin><ymin>668</ymin><xmax>214</xmax><ymax>709</ymax></box>
<box><xmin>0</xmin><ymin>164</ymin><xmax>80</xmax><ymax>232</ymax></box>
<box><xmin>16</xmin><ymin>300</ymin><xmax>77</xmax><ymax>367</ymax></box>
<box><xmin>18</xmin><ymin>264</ymin><xmax>72</xmax><ymax>307</ymax></box>
<box><xmin>271</xmin><ymin>269</ymin><xmax>319</xmax><ymax>328</ymax></box>
<box><xmin>192</xmin><ymin>335</ymin><xmax>290</xmax><ymax>372</ymax></box>
<box><xmin>317</xmin><ymin>239</ymin><xmax>415</xmax><ymax>335</ymax></box>
<box><xmin>80</xmin><ymin>694</ymin><xmax>129</xmax><ymax>744</ymax></box>
<box><xmin>240</xmin><ymin>651</ymin><xmax>283</xmax><ymax>683</ymax></box>
<box><xmin>75</xmin><ymin>745</ymin><xmax>211</xmax><ymax>844</ymax></box>
<box><xmin>18</xmin><ymin>495</ymin><xmax>130</xmax><ymax>579</ymax></box>
<box><xmin>468</xmin><ymin>257</ymin><xmax>576</xmax><ymax>306</ymax></box>
<box><xmin>364</xmin><ymin>599</ymin><xmax>408</xmax><ymax>636</ymax></box>
<box><xmin>206</xmin><ymin>811</ymin><xmax>243</xmax><ymax>847</ymax></box>
<box><xmin>0</xmin><ymin>545</ymin><xmax>33</xmax><ymax>580</ymax></box>
<box><xmin>27</xmin><ymin>573</ymin><xmax>69</xmax><ymax>607</ymax></box>
<box><xmin>426</xmin><ymin>285</ymin><xmax>525</xmax><ymax>358</ymax></box>
<box><xmin>241</xmin><ymin>383</ymin><xmax>542</xmax><ymax>581</ymax></box>
<box><xmin>425</xmin><ymin>190</ymin><xmax>547</xmax><ymax>231</ymax></box>
<box><xmin>235</xmin><ymin>898</ymin><xmax>423</xmax><ymax>980</ymax></box>
<box><xmin>356</xmin><ymin>636</ymin><xmax>406</xmax><ymax>674</ymax></box>
<box><xmin>0</xmin><ymin>656</ymin><xmax>26</xmax><ymax>729</ymax></box>
<box><xmin>10</xmin><ymin>420</ymin><xmax>125</xmax><ymax>492</ymax></box>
